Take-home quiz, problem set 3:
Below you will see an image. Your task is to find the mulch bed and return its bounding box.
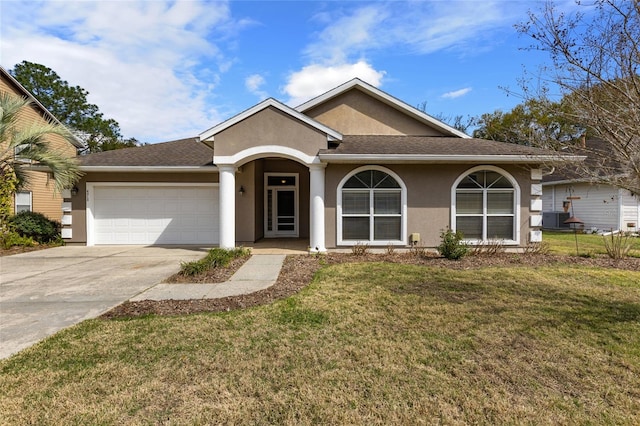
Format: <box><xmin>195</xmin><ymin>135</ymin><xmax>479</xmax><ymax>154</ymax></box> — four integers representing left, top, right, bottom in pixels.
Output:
<box><xmin>100</xmin><ymin>252</ymin><xmax>640</xmax><ymax>319</ymax></box>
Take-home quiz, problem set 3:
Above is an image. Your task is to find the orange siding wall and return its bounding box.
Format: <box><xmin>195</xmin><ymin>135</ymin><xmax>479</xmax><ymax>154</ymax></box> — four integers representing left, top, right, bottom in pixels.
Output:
<box><xmin>1</xmin><ymin>73</ymin><xmax>78</xmax><ymax>221</ymax></box>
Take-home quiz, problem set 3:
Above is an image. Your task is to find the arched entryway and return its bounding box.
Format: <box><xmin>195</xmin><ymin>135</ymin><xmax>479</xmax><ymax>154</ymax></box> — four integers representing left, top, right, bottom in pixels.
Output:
<box><xmin>215</xmin><ymin>146</ymin><xmax>326</xmax><ymax>252</ymax></box>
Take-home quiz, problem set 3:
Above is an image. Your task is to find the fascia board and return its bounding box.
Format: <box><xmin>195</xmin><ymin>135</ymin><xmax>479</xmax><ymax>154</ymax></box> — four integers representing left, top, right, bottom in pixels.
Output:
<box><xmin>295</xmin><ymin>78</ymin><xmax>471</xmax><ymax>139</ymax></box>
<box><xmin>78</xmin><ymin>166</ymin><xmax>218</xmax><ymax>173</ymax></box>
<box><xmin>199</xmin><ymin>98</ymin><xmax>342</xmax><ymax>142</ymax></box>
<box><xmin>318</xmin><ymin>154</ymin><xmax>586</xmax><ymax>164</ymax></box>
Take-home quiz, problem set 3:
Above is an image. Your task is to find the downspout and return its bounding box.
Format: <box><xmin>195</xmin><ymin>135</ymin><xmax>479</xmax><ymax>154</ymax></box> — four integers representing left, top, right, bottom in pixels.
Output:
<box><xmin>618</xmin><ymin>188</ymin><xmax>624</xmax><ymax>231</ymax></box>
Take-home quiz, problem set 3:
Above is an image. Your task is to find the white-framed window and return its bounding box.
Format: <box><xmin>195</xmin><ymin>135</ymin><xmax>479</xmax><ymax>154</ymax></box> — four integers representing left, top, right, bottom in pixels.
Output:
<box><xmin>15</xmin><ymin>191</ymin><xmax>32</xmax><ymax>213</ymax></box>
<box><xmin>337</xmin><ymin>166</ymin><xmax>407</xmax><ymax>245</ymax></box>
<box><xmin>14</xmin><ymin>144</ymin><xmax>32</xmax><ymax>163</ymax></box>
<box><xmin>452</xmin><ymin>166</ymin><xmax>520</xmax><ymax>244</ymax></box>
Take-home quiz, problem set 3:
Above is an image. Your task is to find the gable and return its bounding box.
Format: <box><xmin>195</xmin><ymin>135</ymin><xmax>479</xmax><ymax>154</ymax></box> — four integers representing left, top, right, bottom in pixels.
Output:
<box><xmin>302</xmin><ymin>89</ymin><xmax>444</xmax><ymax>136</ymax></box>
<box><xmin>0</xmin><ymin>71</ymin><xmax>79</xmax><ymax>157</ymax></box>
<box><xmin>213</xmin><ymin>106</ymin><xmax>331</xmax><ymax>158</ymax></box>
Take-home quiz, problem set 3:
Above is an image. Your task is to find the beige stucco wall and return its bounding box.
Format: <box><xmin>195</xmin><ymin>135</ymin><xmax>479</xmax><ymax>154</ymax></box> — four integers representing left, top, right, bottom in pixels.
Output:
<box><xmin>69</xmin><ymin>172</ymin><xmax>219</xmax><ymax>243</ymax></box>
<box><xmin>304</xmin><ymin>89</ymin><xmax>444</xmax><ymax>136</ymax></box>
<box><xmin>214</xmin><ymin>107</ymin><xmax>329</xmax><ymax>158</ymax></box>
<box><xmin>1</xmin><ymin>75</ymin><xmax>78</xmax><ymax>221</ymax></box>
<box><xmin>324</xmin><ymin>163</ymin><xmax>533</xmax><ymax>248</ymax></box>
<box><xmin>71</xmin><ymin>161</ymin><xmax>311</xmax><ymax>244</ymax></box>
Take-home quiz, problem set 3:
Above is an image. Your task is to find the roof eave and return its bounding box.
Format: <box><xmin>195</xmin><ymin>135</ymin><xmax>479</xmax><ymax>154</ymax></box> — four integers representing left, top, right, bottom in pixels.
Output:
<box><xmin>199</xmin><ymin>98</ymin><xmax>342</xmax><ymax>142</ymax></box>
<box><xmin>318</xmin><ymin>154</ymin><xmax>585</xmax><ymax>164</ymax></box>
<box><xmin>79</xmin><ymin>166</ymin><xmax>218</xmax><ymax>173</ymax></box>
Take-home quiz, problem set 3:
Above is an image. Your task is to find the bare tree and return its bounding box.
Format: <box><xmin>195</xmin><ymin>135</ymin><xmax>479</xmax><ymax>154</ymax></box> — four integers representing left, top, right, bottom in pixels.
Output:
<box><xmin>517</xmin><ymin>0</ymin><xmax>640</xmax><ymax>194</ymax></box>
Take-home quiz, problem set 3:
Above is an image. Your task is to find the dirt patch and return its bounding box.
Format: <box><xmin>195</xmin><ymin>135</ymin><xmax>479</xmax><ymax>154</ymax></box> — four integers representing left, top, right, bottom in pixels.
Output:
<box><xmin>0</xmin><ymin>244</ymin><xmax>56</xmax><ymax>257</ymax></box>
<box><xmin>100</xmin><ymin>252</ymin><xmax>640</xmax><ymax>319</ymax></box>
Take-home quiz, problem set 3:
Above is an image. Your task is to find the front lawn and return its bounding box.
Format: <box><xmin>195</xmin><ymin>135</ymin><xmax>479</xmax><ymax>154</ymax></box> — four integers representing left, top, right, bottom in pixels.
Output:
<box><xmin>543</xmin><ymin>230</ymin><xmax>640</xmax><ymax>257</ymax></box>
<box><xmin>2</xmin><ymin>259</ymin><xmax>639</xmax><ymax>424</ymax></box>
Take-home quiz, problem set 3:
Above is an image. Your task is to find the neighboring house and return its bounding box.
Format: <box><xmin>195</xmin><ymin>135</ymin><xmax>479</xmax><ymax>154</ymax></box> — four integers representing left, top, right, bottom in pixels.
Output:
<box><xmin>542</xmin><ymin>179</ymin><xmax>640</xmax><ymax>233</ymax></box>
<box><xmin>542</xmin><ymin>138</ymin><xmax>640</xmax><ymax>233</ymax></box>
<box><xmin>67</xmin><ymin>78</ymin><xmax>573</xmax><ymax>250</ymax></box>
<box><xmin>0</xmin><ymin>67</ymin><xmax>84</xmax><ymax>222</ymax></box>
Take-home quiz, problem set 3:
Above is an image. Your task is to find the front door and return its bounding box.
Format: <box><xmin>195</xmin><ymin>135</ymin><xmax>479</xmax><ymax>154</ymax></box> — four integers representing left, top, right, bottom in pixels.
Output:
<box><xmin>265</xmin><ymin>174</ymin><xmax>298</xmax><ymax>237</ymax></box>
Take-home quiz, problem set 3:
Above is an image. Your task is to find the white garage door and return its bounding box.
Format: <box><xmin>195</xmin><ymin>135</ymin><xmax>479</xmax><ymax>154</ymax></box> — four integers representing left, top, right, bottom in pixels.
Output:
<box><xmin>92</xmin><ymin>185</ymin><xmax>219</xmax><ymax>245</ymax></box>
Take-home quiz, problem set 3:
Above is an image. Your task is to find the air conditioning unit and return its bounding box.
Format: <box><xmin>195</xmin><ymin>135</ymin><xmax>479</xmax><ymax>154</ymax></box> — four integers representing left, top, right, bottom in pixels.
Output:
<box><xmin>542</xmin><ymin>212</ymin><xmax>570</xmax><ymax>229</ymax></box>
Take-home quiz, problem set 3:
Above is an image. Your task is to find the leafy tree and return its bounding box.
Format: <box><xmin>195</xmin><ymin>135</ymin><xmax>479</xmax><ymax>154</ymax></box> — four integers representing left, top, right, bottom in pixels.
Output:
<box><xmin>516</xmin><ymin>0</ymin><xmax>640</xmax><ymax>194</ymax></box>
<box><xmin>473</xmin><ymin>97</ymin><xmax>583</xmax><ymax>147</ymax></box>
<box><xmin>0</xmin><ymin>92</ymin><xmax>82</xmax><ymax>227</ymax></box>
<box><xmin>416</xmin><ymin>101</ymin><xmax>475</xmax><ymax>134</ymax></box>
<box><xmin>10</xmin><ymin>61</ymin><xmax>137</xmax><ymax>153</ymax></box>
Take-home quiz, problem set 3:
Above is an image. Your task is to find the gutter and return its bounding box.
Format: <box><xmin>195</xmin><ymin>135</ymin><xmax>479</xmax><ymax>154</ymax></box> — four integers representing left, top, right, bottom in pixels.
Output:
<box><xmin>318</xmin><ymin>154</ymin><xmax>586</xmax><ymax>164</ymax></box>
<box><xmin>78</xmin><ymin>166</ymin><xmax>219</xmax><ymax>173</ymax></box>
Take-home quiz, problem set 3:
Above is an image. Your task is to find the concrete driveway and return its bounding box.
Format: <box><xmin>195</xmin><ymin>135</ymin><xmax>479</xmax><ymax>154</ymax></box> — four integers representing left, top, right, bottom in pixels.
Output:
<box><xmin>0</xmin><ymin>246</ymin><xmax>206</xmax><ymax>360</ymax></box>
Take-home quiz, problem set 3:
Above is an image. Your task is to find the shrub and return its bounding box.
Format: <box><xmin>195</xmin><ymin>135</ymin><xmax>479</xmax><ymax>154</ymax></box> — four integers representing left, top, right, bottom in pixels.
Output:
<box><xmin>0</xmin><ymin>230</ymin><xmax>35</xmax><ymax>249</ymax></box>
<box><xmin>409</xmin><ymin>244</ymin><xmax>427</xmax><ymax>258</ymax></box>
<box><xmin>8</xmin><ymin>211</ymin><xmax>61</xmax><ymax>244</ymax></box>
<box><xmin>179</xmin><ymin>247</ymin><xmax>251</xmax><ymax>276</ymax></box>
<box><xmin>470</xmin><ymin>239</ymin><xmax>505</xmax><ymax>256</ymax></box>
<box><xmin>351</xmin><ymin>242</ymin><xmax>369</xmax><ymax>256</ymax></box>
<box><xmin>602</xmin><ymin>231</ymin><xmax>634</xmax><ymax>259</ymax></box>
<box><xmin>523</xmin><ymin>241</ymin><xmax>551</xmax><ymax>255</ymax></box>
<box><xmin>437</xmin><ymin>228</ymin><xmax>468</xmax><ymax>260</ymax></box>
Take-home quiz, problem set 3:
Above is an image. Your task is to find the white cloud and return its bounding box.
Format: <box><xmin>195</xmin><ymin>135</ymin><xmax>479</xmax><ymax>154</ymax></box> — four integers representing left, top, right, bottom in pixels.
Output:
<box><xmin>304</xmin><ymin>2</ymin><xmax>517</xmax><ymax>65</ymax></box>
<box><xmin>286</xmin><ymin>1</ymin><xmax>519</xmax><ymax>108</ymax></box>
<box><xmin>0</xmin><ymin>0</ymin><xmax>242</xmax><ymax>143</ymax></box>
<box><xmin>284</xmin><ymin>61</ymin><xmax>385</xmax><ymax>106</ymax></box>
<box><xmin>245</xmin><ymin>74</ymin><xmax>268</xmax><ymax>100</ymax></box>
<box><xmin>442</xmin><ymin>87</ymin><xmax>472</xmax><ymax>99</ymax></box>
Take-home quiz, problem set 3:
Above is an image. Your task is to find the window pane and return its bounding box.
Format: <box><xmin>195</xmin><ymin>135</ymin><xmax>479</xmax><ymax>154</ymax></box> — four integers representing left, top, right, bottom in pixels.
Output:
<box><xmin>487</xmin><ymin>216</ymin><xmax>514</xmax><ymax>239</ymax></box>
<box><xmin>374</xmin><ymin>191</ymin><xmax>400</xmax><ymax>214</ymax></box>
<box><xmin>277</xmin><ymin>190</ymin><xmax>295</xmax><ymax>216</ymax></box>
<box><xmin>343</xmin><ymin>217</ymin><xmax>370</xmax><ymax>240</ymax></box>
<box><xmin>457</xmin><ymin>174</ymin><xmax>481</xmax><ymax>188</ymax></box>
<box><xmin>487</xmin><ymin>192</ymin><xmax>514</xmax><ymax>214</ymax></box>
<box><xmin>344</xmin><ymin>174</ymin><xmax>368</xmax><ymax>188</ymax></box>
<box><xmin>374</xmin><ymin>217</ymin><xmax>400</xmax><ymax>240</ymax></box>
<box><xmin>456</xmin><ymin>216</ymin><xmax>482</xmax><ymax>239</ymax></box>
<box><xmin>342</xmin><ymin>191</ymin><xmax>370</xmax><ymax>214</ymax></box>
<box><xmin>486</xmin><ymin>171</ymin><xmax>512</xmax><ymax>188</ymax></box>
<box><xmin>267</xmin><ymin>176</ymin><xmax>295</xmax><ymax>186</ymax></box>
<box><xmin>456</xmin><ymin>192</ymin><xmax>482</xmax><ymax>214</ymax></box>
<box><xmin>373</xmin><ymin>170</ymin><xmax>400</xmax><ymax>188</ymax></box>
<box><xmin>15</xmin><ymin>192</ymin><xmax>31</xmax><ymax>212</ymax></box>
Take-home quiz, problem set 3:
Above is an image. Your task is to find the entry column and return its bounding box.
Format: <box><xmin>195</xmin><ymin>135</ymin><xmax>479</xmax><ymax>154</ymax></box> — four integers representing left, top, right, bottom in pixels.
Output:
<box><xmin>309</xmin><ymin>163</ymin><xmax>327</xmax><ymax>253</ymax></box>
<box><xmin>218</xmin><ymin>165</ymin><xmax>236</xmax><ymax>249</ymax></box>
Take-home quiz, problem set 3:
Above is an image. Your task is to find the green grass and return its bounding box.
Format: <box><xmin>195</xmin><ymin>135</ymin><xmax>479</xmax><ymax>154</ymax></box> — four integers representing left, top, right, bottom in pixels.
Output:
<box><xmin>543</xmin><ymin>230</ymin><xmax>640</xmax><ymax>257</ymax></box>
<box><xmin>2</xmin><ymin>261</ymin><xmax>640</xmax><ymax>424</ymax></box>
<box><xmin>179</xmin><ymin>247</ymin><xmax>251</xmax><ymax>275</ymax></box>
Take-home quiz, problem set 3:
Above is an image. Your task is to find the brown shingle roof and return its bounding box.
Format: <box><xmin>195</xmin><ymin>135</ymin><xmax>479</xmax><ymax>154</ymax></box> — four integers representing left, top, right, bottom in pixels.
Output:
<box><xmin>79</xmin><ymin>137</ymin><xmax>214</xmax><ymax>167</ymax></box>
<box><xmin>321</xmin><ymin>135</ymin><xmax>563</xmax><ymax>157</ymax></box>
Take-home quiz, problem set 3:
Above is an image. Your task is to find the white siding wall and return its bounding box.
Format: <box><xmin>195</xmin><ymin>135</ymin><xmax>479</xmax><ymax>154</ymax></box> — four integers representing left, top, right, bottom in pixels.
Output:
<box><xmin>542</xmin><ymin>185</ymin><xmax>554</xmax><ymax>212</ymax></box>
<box><xmin>621</xmin><ymin>189</ymin><xmax>640</xmax><ymax>232</ymax></box>
<box><xmin>544</xmin><ymin>183</ymin><xmax>619</xmax><ymax>230</ymax></box>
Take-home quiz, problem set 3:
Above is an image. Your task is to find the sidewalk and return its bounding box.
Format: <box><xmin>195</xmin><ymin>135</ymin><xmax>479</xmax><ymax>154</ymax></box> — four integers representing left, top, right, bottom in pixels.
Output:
<box><xmin>130</xmin><ymin>254</ymin><xmax>286</xmax><ymax>301</ymax></box>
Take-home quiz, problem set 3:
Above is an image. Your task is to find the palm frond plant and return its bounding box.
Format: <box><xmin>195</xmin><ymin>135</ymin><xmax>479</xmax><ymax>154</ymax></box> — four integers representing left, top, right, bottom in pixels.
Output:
<box><xmin>0</xmin><ymin>92</ymin><xmax>83</xmax><ymax>228</ymax></box>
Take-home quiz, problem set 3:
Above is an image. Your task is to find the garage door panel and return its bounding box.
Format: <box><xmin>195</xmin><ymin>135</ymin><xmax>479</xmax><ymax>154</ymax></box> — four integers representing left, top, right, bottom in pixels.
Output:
<box><xmin>92</xmin><ymin>186</ymin><xmax>219</xmax><ymax>245</ymax></box>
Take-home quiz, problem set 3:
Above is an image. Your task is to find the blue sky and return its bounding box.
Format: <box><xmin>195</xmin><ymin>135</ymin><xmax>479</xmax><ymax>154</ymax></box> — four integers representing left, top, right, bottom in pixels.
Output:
<box><xmin>0</xmin><ymin>0</ymin><xmax>579</xmax><ymax>143</ymax></box>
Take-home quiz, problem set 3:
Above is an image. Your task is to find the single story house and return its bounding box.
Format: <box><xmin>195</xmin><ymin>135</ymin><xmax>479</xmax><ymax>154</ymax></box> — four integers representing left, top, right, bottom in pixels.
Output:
<box><xmin>66</xmin><ymin>78</ymin><xmax>573</xmax><ymax>251</ymax></box>
<box><xmin>0</xmin><ymin>66</ymin><xmax>84</xmax><ymax>221</ymax></box>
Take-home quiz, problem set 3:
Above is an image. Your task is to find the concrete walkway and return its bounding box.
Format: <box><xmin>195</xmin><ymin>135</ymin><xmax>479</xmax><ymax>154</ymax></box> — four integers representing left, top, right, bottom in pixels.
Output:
<box><xmin>1</xmin><ymin>248</ymin><xmax>287</xmax><ymax>359</ymax></box>
<box><xmin>131</xmin><ymin>254</ymin><xmax>286</xmax><ymax>301</ymax></box>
